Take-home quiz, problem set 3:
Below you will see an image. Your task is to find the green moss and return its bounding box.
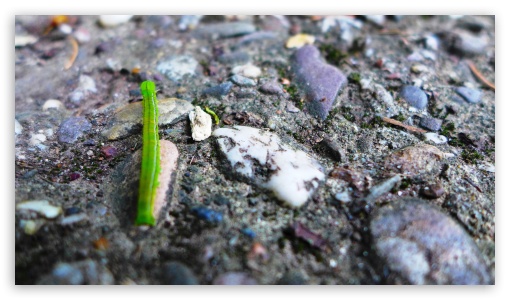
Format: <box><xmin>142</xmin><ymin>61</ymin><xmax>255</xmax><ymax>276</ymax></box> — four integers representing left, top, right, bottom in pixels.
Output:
<box><xmin>440</xmin><ymin>122</ymin><xmax>456</xmax><ymax>137</ymax></box>
<box><xmin>319</xmin><ymin>44</ymin><xmax>347</xmax><ymax>65</ymax></box>
<box><xmin>394</xmin><ymin>113</ymin><xmax>406</xmax><ymax>122</ymax></box>
<box><xmin>348</xmin><ymin>72</ymin><xmax>361</xmax><ymax>84</ymax></box>
<box><xmin>340</xmin><ymin>106</ymin><xmax>355</xmax><ymax>122</ymax></box>
<box><xmin>461</xmin><ymin>149</ymin><xmax>483</xmax><ymax>164</ymax></box>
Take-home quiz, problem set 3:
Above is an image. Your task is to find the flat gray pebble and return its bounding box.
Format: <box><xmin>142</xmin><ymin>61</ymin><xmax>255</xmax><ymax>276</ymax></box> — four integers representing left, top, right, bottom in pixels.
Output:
<box><xmin>213</xmin><ymin>272</ymin><xmax>257</xmax><ymax>285</ymax></box>
<box><xmin>290</xmin><ymin>45</ymin><xmax>347</xmax><ymax>120</ymax></box>
<box><xmin>230</xmin><ymin>74</ymin><xmax>256</xmax><ymax>87</ymax></box>
<box><xmin>277</xmin><ymin>271</ymin><xmax>308</xmax><ymax>285</ymax></box>
<box><xmin>38</xmin><ymin>260</ymin><xmax>114</xmax><ymax>285</ymax></box>
<box><xmin>202</xmin><ymin>82</ymin><xmax>233</xmax><ymax>97</ymax></box>
<box><xmin>419</xmin><ymin>116</ymin><xmax>443</xmax><ymax>131</ymax></box>
<box><xmin>57</xmin><ymin>116</ymin><xmax>92</xmax><ymax>144</ymax></box>
<box><xmin>399</xmin><ymin>85</ymin><xmax>428</xmax><ymax>109</ymax></box>
<box><xmin>455</xmin><ymin>87</ymin><xmax>482</xmax><ymax>104</ymax></box>
<box><xmin>370</xmin><ymin>198</ymin><xmax>491</xmax><ymax>284</ymax></box>
<box><xmin>161</xmin><ymin>262</ymin><xmax>198</xmax><ymax>285</ymax></box>
<box><xmin>196</xmin><ymin>21</ymin><xmax>256</xmax><ymax>39</ymax></box>
<box><xmin>218</xmin><ymin>51</ymin><xmax>250</xmax><ymax>65</ymax></box>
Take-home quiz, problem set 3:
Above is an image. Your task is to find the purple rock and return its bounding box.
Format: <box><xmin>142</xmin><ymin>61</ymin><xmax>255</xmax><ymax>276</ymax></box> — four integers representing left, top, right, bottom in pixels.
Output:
<box><xmin>370</xmin><ymin>198</ymin><xmax>491</xmax><ymax>285</ymax></box>
<box><xmin>58</xmin><ymin>116</ymin><xmax>92</xmax><ymax>144</ymax></box>
<box><xmin>419</xmin><ymin>116</ymin><xmax>443</xmax><ymax>131</ymax></box>
<box><xmin>290</xmin><ymin>45</ymin><xmax>347</xmax><ymax>120</ymax></box>
<box><xmin>399</xmin><ymin>85</ymin><xmax>428</xmax><ymax>109</ymax></box>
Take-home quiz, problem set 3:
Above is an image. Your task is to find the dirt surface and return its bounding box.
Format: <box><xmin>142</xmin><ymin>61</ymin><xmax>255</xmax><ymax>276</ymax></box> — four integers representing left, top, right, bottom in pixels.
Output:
<box><xmin>15</xmin><ymin>15</ymin><xmax>495</xmax><ymax>285</ymax></box>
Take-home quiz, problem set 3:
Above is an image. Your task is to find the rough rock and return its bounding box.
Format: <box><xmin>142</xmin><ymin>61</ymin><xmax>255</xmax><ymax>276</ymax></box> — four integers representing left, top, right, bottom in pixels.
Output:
<box><xmin>213</xmin><ymin>126</ymin><xmax>325</xmax><ymax>207</ymax></box>
<box><xmin>157</xmin><ymin>55</ymin><xmax>198</xmax><ymax>82</ymax></box>
<box><xmin>384</xmin><ymin>144</ymin><xmax>445</xmax><ymax>177</ymax></box>
<box><xmin>38</xmin><ymin>260</ymin><xmax>114</xmax><ymax>284</ymax></box>
<box><xmin>102</xmin><ymin>98</ymin><xmax>193</xmax><ymax>140</ymax></box>
<box><xmin>189</xmin><ymin>106</ymin><xmax>212</xmax><ymax>141</ymax></box>
<box><xmin>57</xmin><ymin>116</ymin><xmax>92</xmax><ymax>144</ymax></box>
<box><xmin>399</xmin><ymin>85</ymin><xmax>428</xmax><ymax>109</ymax></box>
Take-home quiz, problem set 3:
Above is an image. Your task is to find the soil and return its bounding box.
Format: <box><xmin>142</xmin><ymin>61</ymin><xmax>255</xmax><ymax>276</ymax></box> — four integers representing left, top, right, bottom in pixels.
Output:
<box><xmin>15</xmin><ymin>15</ymin><xmax>495</xmax><ymax>285</ymax></box>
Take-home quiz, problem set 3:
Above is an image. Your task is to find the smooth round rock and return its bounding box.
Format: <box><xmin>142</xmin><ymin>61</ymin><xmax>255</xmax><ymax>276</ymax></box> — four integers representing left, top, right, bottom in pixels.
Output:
<box><xmin>419</xmin><ymin>116</ymin><xmax>443</xmax><ymax>131</ymax></box>
<box><xmin>161</xmin><ymin>262</ymin><xmax>198</xmax><ymax>285</ymax></box>
<box><xmin>399</xmin><ymin>85</ymin><xmax>428</xmax><ymax>109</ymax></box>
<box><xmin>370</xmin><ymin>198</ymin><xmax>491</xmax><ymax>284</ymax></box>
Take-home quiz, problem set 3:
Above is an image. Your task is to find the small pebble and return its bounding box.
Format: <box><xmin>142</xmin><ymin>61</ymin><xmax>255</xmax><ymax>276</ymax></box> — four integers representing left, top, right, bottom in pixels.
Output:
<box><xmin>189</xmin><ymin>106</ymin><xmax>212</xmax><ymax>141</ymax></box>
<box><xmin>29</xmin><ymin>133</ymin><xmax>46</xmax><ymax>146</ymax></box>
<box><xmin>455</xmin><ymin>87</ymin><xmax>482</xmax><ymax>104</ymax></box>
<box><xmin>16</xmin><ymin>200</ymin><xmax>62</xmax><ymax>219</ymax></box>
<box><xmin>419</xmin><ymin>116</ymin><xmax>442</xmax><ymax>131</ymax></box>
<box><xmin>38</xmin><ymin>260</ymin><xmax>114</xmax><ymax>285</ymax></box>
<box><xmin>42</xmin><ymin>99</ymin><xmax>64</xmax><ymax>111</ymax></box>
<box><xmin>230</xmin><ymin>74</ymin><xmax>256</xmax><ymax>87</ymax></box>
<box><xmin>15</xmin><ymin>35</ymin><xmax>38</xmax><ymax>47</ymax></box>
<box><xmin>277</xmin><ymin>271</ymin><xmax>308</xmax><ymax>285</ymax></box>
<box><xmin>399</xmin><ymin>85</ymin><xmax>428</xmax><ymax>109</ymax></box>
<box><xmin>213</xmin><ymin>272</ymin><xmax>257</xmax><ymax>285</ymax></box>
<box><xmin>69</xmin><ymin>172</ymin><xmax>80</xmax><ymax>181</ymax></box>
<box><xmin>21</xmin><ymin>219</ymin><xmax>41</xmax><ymax>235</ymax></box>
<box><xmin>217</xmin><ymin>51</ymin><xmax>250</xmax><ymax>65</ymax></box>
<box><xmin>191</xmin><ymin>207</ymin><xmax>223</xmax><ymax>223</ymax></box>
<box><xmin>65</xmin><ymin>207</ymin><xmax>81</xmax><ymax>216</ymax></box>
<box><xmin>196</xmin><ymin>21</ymin><xmax>256</xmax><ymax>39</ymax></box>
<box><xmin>420</xmin><ymin>183</ymin><xmax>445</xmax><ymax>199</ymax></box>
<box><xmin>423</xmin><ymin>132</ymin><xmax>448</xmax><ymax>144</ymax></box>
<box><xmin>73</xmin><ymin>27</ymin><xmax>91</xmax><ymax>43</ymax></box>
<box><xmin>450</xmin><ymin>30</ymin><xmax>489</xmax><ymax>56</ymax></box>
<box><xmin>161</xmin><ymin>262</ymin><xmax>198</xmax><ymax>285</ymax></box>
<box><xmin>101</xmin><ymin>145</ymin><xmax>117</xmax><ymax>159</ymax></box>
<box><xmin>365</xmin><ymin>15</ymin><xmax>386</xmax><ymax>26</ymax></box>
<box><xmin>285</xmin><ymin>34</ymin><xmax>315</xmax><ymax>49</ymax></box>
<box><xmin>241</xmin><ymin>228</ymin><xmax>256</xmax><ymax>239</ymax></box>
<box><xmin>384</xmin><ymin>144</ymin><xmax>445</xmax><ymax>177</ymax></box>
<box><xmin>286</xmin><ymin>101</ymin><xmax>300</xmax><ymax>113</ymax></box>
<box><xmin>178</xmin><ymin>15</ymin><xmax>203</xmax><ymax>31</ymax></box>
<box><xmin>99</xmin><ymin>15</ymin><xmax>133</xmax><ymax>28</ymax></box>
<box><xmin>60</xmin><ymin>213</ymin><xmax>88</xmax><ymax>226</ymax></box>
<box><xmin>232</xmin><ymin>63</ymin><xmax>262</xmax><ymax>78</ymax></box>
<box><xmin>157</xmin><ymin>55</ymin><xmax>198</xmax><ymax>82</ymax></box>
<box><xmin>424</xmin><ymin>34</ymin><xmax>440</xmax><ymax>51</ymax></box>
<box><xmin>411</xmin><ymin>64</ymin><xmax>428</xmax><ymax>74</ymax></box>
<box><xmin>478</xmin><ymin>162</ymin><xmax>495</xmax><ymax>173</ymax></box>
<box><xmin>259</xmin><ymin>81</ymin><xmax>284</xmax><ymax>95</ymax></box>
<box><xmin>57</xmin><ymin>116</ymin><xmax>92</xmax><ymax>144</ymax></box>
<box><xmin>202</xmin><ymin>82</ymin><xmax>233</xmax><ymax>97</ymax></box>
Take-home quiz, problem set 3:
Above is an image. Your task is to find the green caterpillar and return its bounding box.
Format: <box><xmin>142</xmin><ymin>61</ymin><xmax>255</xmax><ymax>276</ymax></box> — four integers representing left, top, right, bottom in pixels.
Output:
<box><xmin>135</xmin><ymin>80</ymin><xmax>160</xmax><ymax>226</ymax></box>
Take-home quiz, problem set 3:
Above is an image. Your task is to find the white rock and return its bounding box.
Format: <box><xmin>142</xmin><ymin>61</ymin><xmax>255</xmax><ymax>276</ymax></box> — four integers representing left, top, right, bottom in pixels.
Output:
<box><xmin>78</xmin><ymin>75</ymin><xmax>97</xmax><ymax>93</ymax></box>
<box><xmin>15</xmin><ymin>35</ymin><xmax>38</xmax><ymax>47</ymax></box>
<box><xmin>60</xmin><ymin>213</ymin><xmax>88</xmax><ymax>226</ymax></box>
<box><xmin>478</xmin><ymin>162</ymin><xmax>495</xmax><ymax>173</ymax></box>
<box><xmin>29</xmin><ymin>133</ymin><xmax>46</xmax><ymax>146</ymax></box>
<box><xmin>232</xmin><ymin>63</ymin><xmax>262</xmax><ymax>78</ymax></box>
<box><xmin>15</xmin><ymin>119</ymin><xmax>23</xmax><ymax>135</ymax></box>
<box><xmin>213</xmin><ymin>126</ymin><xmax>325</xmax><ymax>207</ymax></box>
<box><xmin>42</xmin><ymin>99</ymin><xmax>64</xmax><ymax>111</ymax></box>
<box><xmin>425</xmin><ymin>34</ymin><xmax>440</xmax><ymax>51</ymax></box>
<box><xmin>189</xmin><ymin>106</ymin><xmax>212</xmax><ymax>141</ymax></box>
<box><xmin>423</xmin><ymin>132</ymin><xmax>448</xmax><ymax>144</ymax></box>
<box><xmin>16</xmin><ymin>200</ymin><xmax>62</xmax><ymax>219</ymax></box>
<box><xmin>58</xmin><ymin>23</ymin><xmax>73</xmax><ymax>35</ymax></box>
<box><xmin>99</xmin><ymin>15</ymin><xmax>133</xmax><ymax>28</ymax></box>
<box><xmin>374</xmin><ymin>84</ymin><xmax>394</xmax><ymax>106</ymax></box>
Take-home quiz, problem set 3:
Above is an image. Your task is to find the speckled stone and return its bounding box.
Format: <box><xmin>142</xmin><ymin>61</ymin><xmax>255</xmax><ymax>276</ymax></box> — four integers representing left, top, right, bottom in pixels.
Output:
<box><xmin>371</xmin><ymin>199</ymin><xmax>491</xmax><ymax>284</ymax></box>
<box><xmin>57</xmin><ymin>116</ymin><xmax>92</xmax><ymax>144</ymax></box>
<box><xmin>384</xmin><ymin>144</ymin><xmax>445</xmax><ymax>177</ymax></box>
<box><xmin>259</xmin><ymin>81</ymin><xmax>284</xmax><ymax>95</ymax></box>
<box><xmin>290</xmin><ymin>45</ymin><xmax>347</xmax><ymax>120</ymax></box>
<box><xmin>230</xmin><ymin>74</ymin><xmax>256</xmax><ymax>87</ymax></box>
<box><xmin>399</xmin><ymin>85</ymin><xmax>428</xmax><ymax>109</ymax></box>
<box><xmin>419</xmin><ymin>116</ymin><xmax>443</xmax><ymax>131</ymax></box>
<box><xmin>196</xmin><ymin>22</ymin><xmax>256</xmax><ymax>39</ymax></box>
<box><xmin>157</xmin><ymin>55</ymin><xmax>198</xmax><ymax>82</ymax></box>
<box><xmin>455</xmin><ymin>87</ymin><xmax>482</xmax><ymax>104</ymax></box>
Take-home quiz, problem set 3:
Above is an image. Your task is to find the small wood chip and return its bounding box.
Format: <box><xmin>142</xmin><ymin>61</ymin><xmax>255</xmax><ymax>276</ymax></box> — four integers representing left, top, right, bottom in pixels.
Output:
<box><xmin>381</xmin><ymin>117</ymin><xmax>427</xmax><ymax>133</ymax></box>
<box><xmin>64</xmin><ymin>36</ymin><xmax>79</xmax><ymax>70</ymax></box>
<box><xmin>466</xmin><ymin>60</ymin><xmax>495</xmax><ymax>91</ymax></box>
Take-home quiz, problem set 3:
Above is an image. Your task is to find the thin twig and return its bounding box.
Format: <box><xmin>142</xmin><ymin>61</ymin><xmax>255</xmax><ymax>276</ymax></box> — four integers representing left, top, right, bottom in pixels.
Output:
<box><xmin>466</xmin><ymin>60</ymin><xmax>495</xmax><ymax>91</ymax></box>
<box><xmin>463</xmin><ymin>176</ymin><xmax>482</xmax><ymax>193</ymax></box>
<box><xmin>381</xmin><ymin>117</ymin><xmax>427</xmax><ymax>133</ymax></box>
<box><xmin>64</xmin><ymin>36</ymin><xmax>79</xmax><ymax>70</ymax></box>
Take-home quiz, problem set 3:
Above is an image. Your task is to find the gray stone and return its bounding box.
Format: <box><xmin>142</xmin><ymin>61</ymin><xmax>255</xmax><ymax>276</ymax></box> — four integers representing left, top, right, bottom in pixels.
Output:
<box><xmin>202</xmin><ymin>82</ymin><xmax>233</xmax><ymax>97</ymax></box>
<box><xmin>230</xmin><ymin>74</ymin><xmax>256</xmax><ymax>87</ymax></box>
<box><xmin>259</xmin><ymin>81</ymin><xmax>284</xmax><ymax>95</ymax></box>
<box><xmin>235</xmin><ymin>31</ymin><xmax>278</xmax><ymax>48</ymax></box>
<box><xmin>399</xmin><ymin>85</ymin><xmax>428</xmax><ymax>109</ymax></box>
<box><xmin>451</xmin><ymin>31</ymin><xmax>489</xmax><ymax>56</ymax></box>
<box><xmin>102</xmin><ymin>98</ymin><xmax>193</xmax><ymax>140</ymax></box>
<box><xmin>419</xmin><ymin>116</ymin><xmax>443</xmax><ymax>131</ymax></box>
<box><xmin>213</xmin><ymin>272</ymin><xmax>257</xmax><ymax>285</ymax></box>
<box><xmin>196</xmin><ymin>22</ymin><xmax>256</xmax><ymax>39</ymax></box>
<box><xmin>178</xmin><ymin>15</ymin><xmax>202</xmax><ymax>31</ymax></box>
<box><xmin>290</xmin><ymin>45</ymin><xmax>347</xmax><ymax>120</ymax></box>
<box><xmin>370</xmin><ymin>199</ymin><xmax>491</xmax><ymax>284</ymax></box>
<box><xmin>57</xmin><ymin>116</ymin><xmax>92</xmax><ymax>144</ymax></box>
<box><xmin>277</xmin><ymin>271</ymin><xmax>308</xmax><ymax>285</ymax></box>
<box><xmin>157</xmin><ymin>55</ymin><xmax>198</xmax><ymax>82</ymax></box>
<box><xmin>161</xmin><ymin>262</ymin><xmax>198</xmax><ymax>285</ymax></box>
<box><xmin>455</xmin><ymin>87</ymin><xmax>482</xmax><ymax>104</ymax></box>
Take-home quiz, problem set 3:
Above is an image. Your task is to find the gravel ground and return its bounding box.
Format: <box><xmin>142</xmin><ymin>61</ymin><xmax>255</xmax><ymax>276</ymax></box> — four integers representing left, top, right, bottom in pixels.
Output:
<box><xmin>15</xmin><ymin>15</ymin><xmax>495</xmax><ymax>285</ymax></box>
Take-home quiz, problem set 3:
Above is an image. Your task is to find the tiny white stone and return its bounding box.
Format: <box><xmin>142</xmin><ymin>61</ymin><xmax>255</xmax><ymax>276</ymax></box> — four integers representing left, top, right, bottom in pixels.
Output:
<box><xmin>58</xmin><ymin>23</ymin><xmax>73</xmax><ymax>35</ymax></box>
<box><xmin>60</xmin><ymin>213</ymin><xmax>88</xmax><ymax>226</ymax></box>
<box><xmin>15</xmin><ymin>119</ymin><xmax>23</xmax><ymax>135</ymax></box>
<box><xmin>189</xmin><ymin>106</ymin><xmax>212</xmax><ymax>141</ymax></box>
<box><xmin>213</xmin><ymin>126</ymin><xmax>325</xmax><ymax>207</ymax></box>
<box><xmin>29</xmin><ymin>133</ymin><xmax>46</xmax><ymax>146</ymax></box>
<box><xmin>478</xmin><ymin>162</ymin><xmax>495</xmax><ymax>173</ymax></box>
<box><xmin>15</xmin><ymin>35</ymin><xmax>38</xmax><ymax>47</ymax></box>
<box><xmin>232</xmin><ymin>63</ymin><xmax>262</xmax><ymax>78</ymax></box>
<box><xmin>78</xmin><ymin>75</ymin><xmax>97</xmax><ymax>93</ymax></box>
<box><xmin>411</xmin><ymin>64</ymin><xmax>428</xmax><ymax>74</ymax></box>
<box><xmin>423</xmin><ymin>132</ymin><xmax>448</xmax><ymax>144</ymax></box>
<box><xmin>42</xmin><ymin>99</ymin><xmax>64</xmax><ymax>111</ymax></box>
<box><xmin>87</xmin><ymin>150</ymin><xmax>94</xmax><ymax>156</ymax></box>
<box><xmin>16</xmin><ymin>200</ymin><xmax>62</xmax><ymax>219</ymax></box>
<box><xmin>99</xmin><ymin>15</ymin><xmax>133</xmax><ymax>28</ymax></box>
